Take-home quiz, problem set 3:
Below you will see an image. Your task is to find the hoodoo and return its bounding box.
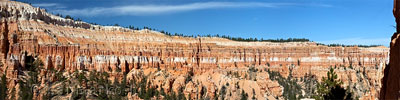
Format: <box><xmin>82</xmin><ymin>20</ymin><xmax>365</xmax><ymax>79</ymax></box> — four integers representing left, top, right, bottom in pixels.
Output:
<box><xmin>0</xmin><ymin>0</ymin><xmax>390</xmax><ymax>99</ymax></box>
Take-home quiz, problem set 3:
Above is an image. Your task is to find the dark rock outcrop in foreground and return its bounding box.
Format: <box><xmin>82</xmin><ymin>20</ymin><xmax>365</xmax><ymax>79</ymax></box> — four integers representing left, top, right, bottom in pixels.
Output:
<box><xmin>380</xmin><ymin>0</ymin><xmax>400</xmax><ymax>99</ymax></box>
<box><xmin>380</xmin><ymin>33</ymin><xmax>399</xmax><ymax>99</ymax></box>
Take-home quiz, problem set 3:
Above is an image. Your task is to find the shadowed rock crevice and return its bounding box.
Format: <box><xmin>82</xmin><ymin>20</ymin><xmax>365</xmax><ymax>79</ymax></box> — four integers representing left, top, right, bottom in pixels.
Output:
<box><xmin>1</xmin><ymin>20</ymin><xmax>9</xmax><ymax>60</ymax></box>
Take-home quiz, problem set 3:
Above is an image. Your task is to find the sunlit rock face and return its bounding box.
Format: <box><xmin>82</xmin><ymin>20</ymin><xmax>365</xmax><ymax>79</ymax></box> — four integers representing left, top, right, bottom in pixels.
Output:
<box><xmin>0</xmin><ymin>0</ymin><xmax>389</xmax><ymax>99</ymax></box>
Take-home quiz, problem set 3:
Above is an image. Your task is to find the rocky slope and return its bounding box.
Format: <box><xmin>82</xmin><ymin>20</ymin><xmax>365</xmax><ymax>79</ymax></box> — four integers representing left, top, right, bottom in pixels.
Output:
<box><xmin>0</xmin><ymin>0</ymin><xmax>389</xmax><ymax>100</ymax></box>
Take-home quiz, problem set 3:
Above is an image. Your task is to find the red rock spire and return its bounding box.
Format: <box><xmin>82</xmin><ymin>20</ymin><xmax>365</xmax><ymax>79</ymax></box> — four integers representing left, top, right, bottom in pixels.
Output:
<box><xmin>394</xmin><ymin>0</ymin><xmax>400</xmax><ymax>32</ymax></box>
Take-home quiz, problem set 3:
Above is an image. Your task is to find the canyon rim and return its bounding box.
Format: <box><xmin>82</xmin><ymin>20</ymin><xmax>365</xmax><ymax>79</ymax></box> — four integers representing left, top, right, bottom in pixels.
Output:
<box><xmin>0</xmin><ymin>0</ymin><xmax>393</xmax><ymax>100</ymax></box>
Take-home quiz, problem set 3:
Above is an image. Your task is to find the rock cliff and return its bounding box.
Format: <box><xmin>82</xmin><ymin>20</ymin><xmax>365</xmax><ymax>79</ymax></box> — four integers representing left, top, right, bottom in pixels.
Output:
<box><xmin>0</xmin><ymin>1</ymin><xmax>389</xmax><ymax>100</ymax></box>
<box><xmin>379</xmin><ymin>0</ymin><xmax>400</xmax><ymax>99</ymax></box>
<box><xmin>380</xmin><ymin>33</ymin><xmax>399</xmax><ymax>99</ymax></box>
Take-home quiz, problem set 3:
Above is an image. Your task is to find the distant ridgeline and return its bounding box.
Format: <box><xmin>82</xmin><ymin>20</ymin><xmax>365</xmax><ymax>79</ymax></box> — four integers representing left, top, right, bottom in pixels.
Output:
<box><xmin>128</xmin><ymin>25</ymin><xmax>311</xmax><ymax>42</ymax></box>
<box><xmin>139</xmin><ymin>26</ymin><xmax>383</xmax><ymax>47</ymax></box>
<box><xmin>57</xmin><ymin>14</ymin><xmax>381</xmax><ymax>47</ymax></box>
<box><xmin>128</xmin><ymin>25</ymin><xmax>382</xmax><ymax>47</ymax></box>
<box><xmin>316</xmin><ymin>43</ymin><xmax>382</xmax><ymax>48</ymax></box>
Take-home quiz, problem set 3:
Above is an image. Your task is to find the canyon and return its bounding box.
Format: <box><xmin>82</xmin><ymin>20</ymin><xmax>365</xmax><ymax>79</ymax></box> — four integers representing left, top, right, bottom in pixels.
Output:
<box><xmin>0</xmin><ymin>0</ymin><xmax>390</xmax><ymax>100</ymax></box>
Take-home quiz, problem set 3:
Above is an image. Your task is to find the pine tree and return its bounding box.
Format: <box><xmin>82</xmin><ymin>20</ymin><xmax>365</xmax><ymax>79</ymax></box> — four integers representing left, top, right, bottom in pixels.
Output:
<box><xmin>241</xmin><ymin>90</ymin><xmax>248</xmax><ymax>100</ymax></box>
<box><xmin>65</xmin><ymin>15</ymin><xmax>73</xmax><ymax>20</ymax></box>
<box><xmin>0</xmin><ymin>74</ymin><xmax>7</xmax><ymax>100</ymax></box>
<box><xmin>220</xmin><ymin>86</ymin><xmax>226</xmax><ymax>100</ymax></box>
<box><xmin>314</xmin><ymin>67</ymin><xmax>352</xmax><ymax>100</ymax></box>
<box><xmin>61</xmin><ymin>83</ymin><xmax>67</xmax><ymax>95</ymax></box>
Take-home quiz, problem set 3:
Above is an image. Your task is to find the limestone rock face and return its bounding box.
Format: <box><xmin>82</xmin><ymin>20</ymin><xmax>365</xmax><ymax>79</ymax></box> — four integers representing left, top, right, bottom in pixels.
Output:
<box><xmin>0</xmin><ymin>0</ymin><xmax>389</xmax><ymax>100</ymax></box>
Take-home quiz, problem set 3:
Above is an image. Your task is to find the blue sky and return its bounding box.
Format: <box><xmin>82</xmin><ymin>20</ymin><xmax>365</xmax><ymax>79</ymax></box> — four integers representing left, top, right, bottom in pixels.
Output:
<box><xmin>16</xmin><ymin>0</ymin><xmax>394</xmax><ymax>46</ymax></box>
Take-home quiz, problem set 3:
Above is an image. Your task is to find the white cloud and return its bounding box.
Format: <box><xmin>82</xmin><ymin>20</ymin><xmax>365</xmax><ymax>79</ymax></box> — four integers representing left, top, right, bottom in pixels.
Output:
<box><xmin>32</xmin><ymin>3</ymin><xmax>59</xmax><ymax>7</ymax></box>
<box><xmin>52</xmin><ymin>2</ymin><xmax>329</xmax><ymax>16</ymax></box>
<box><xmin>318</xmin><ymin>38</ymin><xmax>390</xmax><ymax>46</ymax></box>
<box><xmin>32</xmin><ymin>3</ymin><xmax>65</xmax><ymax>9</ymax></box>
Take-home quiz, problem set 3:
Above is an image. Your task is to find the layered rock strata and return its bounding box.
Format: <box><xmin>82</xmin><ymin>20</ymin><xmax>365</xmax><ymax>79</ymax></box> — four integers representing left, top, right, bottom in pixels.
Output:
<box><xmin>0</xmin><ymin>0</ymin><xmax>389</xmax><ymax>99</ymax></box>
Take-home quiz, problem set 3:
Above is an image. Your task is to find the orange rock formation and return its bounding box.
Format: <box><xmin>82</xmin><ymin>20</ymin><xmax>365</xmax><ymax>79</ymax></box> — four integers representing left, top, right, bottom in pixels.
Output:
<box><xmin>0</xmin><ymin>1</ymin><xmax>389</xmax><ymax>99</ymax></box>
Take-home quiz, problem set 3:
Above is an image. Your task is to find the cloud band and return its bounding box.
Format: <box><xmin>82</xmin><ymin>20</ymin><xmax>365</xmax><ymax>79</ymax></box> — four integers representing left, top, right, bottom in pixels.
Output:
<box><xmin>54</xmin><ymin>2</ymin><xmax>295</xmax><ymax>16</ymax></box>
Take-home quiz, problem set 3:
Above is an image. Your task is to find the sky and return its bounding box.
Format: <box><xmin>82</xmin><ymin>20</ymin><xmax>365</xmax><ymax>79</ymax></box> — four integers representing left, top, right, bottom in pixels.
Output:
<box><xmin>16</xmin><ymin>0</ymin><xmax>394</xmax><ymax>46</ymax></box>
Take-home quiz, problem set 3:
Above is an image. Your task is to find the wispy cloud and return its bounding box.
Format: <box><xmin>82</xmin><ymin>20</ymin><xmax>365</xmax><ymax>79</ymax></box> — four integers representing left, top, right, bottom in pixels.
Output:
<box><xmin>32</xmin><ymin>3</ymin><xmax>59</xmax><ymax>7</ymax></box>
<box><xmin>318</xmin><ymin>38</ymin><xmax>390</xmax><ymax>46</ymax></box>
<box><xmin>32</xmin><ymin>3</ymin><xmax>65</xmax><ymax>9</ymax></box>
<box><xmin>52</xmin><ymin>2</ymin><xmax>330</xmax><ymax>16</ymax></box>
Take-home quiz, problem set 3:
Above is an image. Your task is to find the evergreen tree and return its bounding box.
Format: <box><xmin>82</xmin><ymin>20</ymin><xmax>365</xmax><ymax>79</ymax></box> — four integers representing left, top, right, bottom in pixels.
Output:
<box><xmin>220</xmin><ymin>86</ymin><xmax>226</xmax><ymax>100</ymax></box>
<box><xmin>61</xmin><ymin>83</ymin><xmax>67</xmax><ymax>95</ymax></box>
<box><xmin>0</xmin><ymin>74</ymin><xmax>7</xmax><ymax>100</ymax></box>
<box><xmin>314</xmin><ymin>67</ymin><xmax>353</xmax><ymax>100</ymax></box>
<box><xmin>119</xmin><ymin>75</ymin><xmax>127</xmax><ymax>96</ymax></box>
<box><xmin>240</xmin><ymin>90</ymin><xmax>248</xmax><ymax>100</ymax></box>
<box><xmin>19</xmin><ymin>80</ymin><xmax>33</xmax><ymax>100</ymax></box>
<box><xmin>65</xmin><ymin>15</ymin><xmax>73</xmax><ymax>20</ymax></box>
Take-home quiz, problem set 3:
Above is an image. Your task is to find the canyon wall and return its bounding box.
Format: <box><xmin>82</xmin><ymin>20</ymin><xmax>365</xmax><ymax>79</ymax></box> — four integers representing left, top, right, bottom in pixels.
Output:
<box><xmin>380</xmin><ymin>33</ymin><xmax>399</xmax><ymax>99</ymax></box>
<box><xmin>379</xmin><ymin>0</ymin><xmax>399</xmax><ymax>99</ymax></box>
<box><xmin>0</xmin><ymin>0</ymin><xmax>390</xmax><ymax>99</ymax></box>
